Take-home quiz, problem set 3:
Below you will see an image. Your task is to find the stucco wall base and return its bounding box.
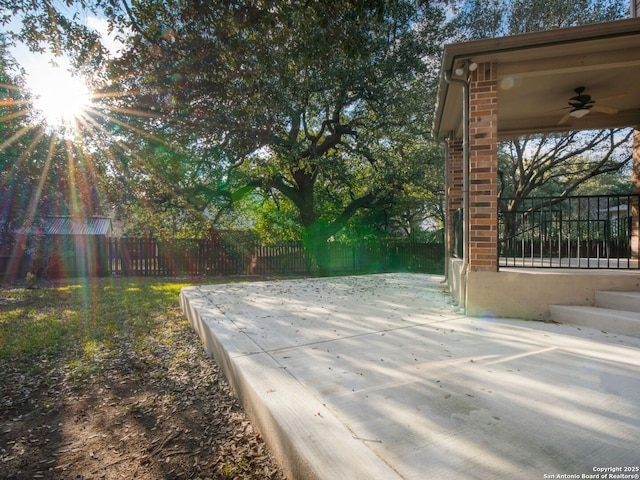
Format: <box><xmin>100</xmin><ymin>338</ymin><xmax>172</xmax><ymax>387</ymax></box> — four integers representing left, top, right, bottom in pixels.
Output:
<box><xmin>447</xmin><ymin>257</ymin><xmax>465</xmax><ymax>307</ymax></box>
<box><xmin>447</xmin><ymin>258</ymin><xmax>640</xmax><ymax>320</ymax></box>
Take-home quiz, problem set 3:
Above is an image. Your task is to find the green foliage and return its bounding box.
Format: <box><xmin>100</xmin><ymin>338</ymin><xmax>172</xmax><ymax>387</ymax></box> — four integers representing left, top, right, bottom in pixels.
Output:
<box><xmin>574</xmin><ymin>170</ymin><xmax>633</xmax><ymax>196</ymax></box>
<box><xmin>0</xmin><ymin>0</ymin><xmax>108</xmax><ymax>72</ymax></box>
<box><xmin>0</xmin><ymin>39</ymin><xmax>42</xmax><ymax>241</ymax></box>
<box><xmin>241</xmin><ymin>195</ymin><xmax>303</xmax><ymax>242</ymax></box>
<box><xmin>453</xmin><ymin>0</ymin><xmax>628</xmax><ymax>39</ymax></box>
<box><xmin>506</xmin><ymin>0</ymin><xmax>627</xmax><ymax>34</ymax></box>
<box><xmin>3</xmin><ymin>1</ymin><xmax>448</xmax><ymax>263</ymax></box>
<box><xmin>97</xmin><ymin>0</ymin><xmax>448</xmax><ymax>262</ymax></box>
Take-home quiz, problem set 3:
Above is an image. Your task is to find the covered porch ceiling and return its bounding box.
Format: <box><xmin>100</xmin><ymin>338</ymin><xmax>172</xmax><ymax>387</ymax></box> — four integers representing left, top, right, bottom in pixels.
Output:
<box><xmin>434</xmin><ymin>18</ymin><xmax>640</xmax><ymax>140</ymax></box>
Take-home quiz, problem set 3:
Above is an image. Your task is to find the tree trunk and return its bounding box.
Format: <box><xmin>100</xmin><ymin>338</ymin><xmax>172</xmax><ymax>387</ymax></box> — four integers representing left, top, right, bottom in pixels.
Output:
<box><xmin>303</xmin><ymin>223</ymin><xmax>332</xmax><ymax>276</ymax></box>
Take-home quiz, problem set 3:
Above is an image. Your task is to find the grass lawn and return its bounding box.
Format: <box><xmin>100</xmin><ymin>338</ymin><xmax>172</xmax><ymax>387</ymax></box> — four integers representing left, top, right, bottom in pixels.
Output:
<box><xmin>1</xmin><ymin>277</ymin><xmax>193</xmax><ymax>364</ymax></box>
<box><xmin>0</xmin><ymin>276</ymin><xmax>286</xmax><ymax>479</ymax></box>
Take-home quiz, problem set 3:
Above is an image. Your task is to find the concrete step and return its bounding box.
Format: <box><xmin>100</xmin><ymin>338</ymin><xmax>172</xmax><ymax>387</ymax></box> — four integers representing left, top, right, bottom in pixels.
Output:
<box><xmin>595</xmin><ymin>290</ymin><xmax>640</xmax><ymax>312</ymax></box>
<box><xmin>549</xmin><ymin>304</ymin><xmax>640</xmax><ymax>338</ymax></box>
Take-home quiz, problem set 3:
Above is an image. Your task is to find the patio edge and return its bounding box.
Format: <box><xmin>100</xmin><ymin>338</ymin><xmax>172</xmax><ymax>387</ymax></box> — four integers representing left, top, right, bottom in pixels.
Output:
<box><xmin>179</xmin><ymin>286</ymin><xmax>403</xmax><ymax>480</ymax></box>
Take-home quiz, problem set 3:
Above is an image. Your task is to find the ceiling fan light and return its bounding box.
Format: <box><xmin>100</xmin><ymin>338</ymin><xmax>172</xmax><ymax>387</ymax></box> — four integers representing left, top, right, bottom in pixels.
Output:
<box><xmin>569</xmin><ymin>108</ymin><xmax>590</xmax><ymax>119</ymax></box>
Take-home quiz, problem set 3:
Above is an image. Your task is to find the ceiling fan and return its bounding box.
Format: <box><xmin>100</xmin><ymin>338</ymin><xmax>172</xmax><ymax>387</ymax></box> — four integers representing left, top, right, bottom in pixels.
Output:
<box><xmin>558</xmin><ymin>87</ymin><xmax>625</xmax><ymax>125</ymax></box>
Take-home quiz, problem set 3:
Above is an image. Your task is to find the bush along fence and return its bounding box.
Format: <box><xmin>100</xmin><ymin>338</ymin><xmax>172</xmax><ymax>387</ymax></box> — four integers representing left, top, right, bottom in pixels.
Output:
<box><xmin>2</xmin><ymin>237</ymin><xmax>444</xmax><ymax>279</ymax></box>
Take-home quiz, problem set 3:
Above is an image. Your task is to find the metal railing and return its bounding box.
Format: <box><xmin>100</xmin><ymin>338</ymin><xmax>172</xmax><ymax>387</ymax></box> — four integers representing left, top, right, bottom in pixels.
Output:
<box><xmin>498</xmin><ymin>194</ymin><xmax>639</xmax><ymax>269</ymax></box>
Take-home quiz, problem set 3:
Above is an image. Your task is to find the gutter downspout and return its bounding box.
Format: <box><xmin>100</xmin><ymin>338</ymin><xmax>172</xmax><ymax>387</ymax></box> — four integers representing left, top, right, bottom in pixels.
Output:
<box><xmin>442</xmin><ymin>70</ymin><xmax>470</xmax><ymax>313</ymax></box>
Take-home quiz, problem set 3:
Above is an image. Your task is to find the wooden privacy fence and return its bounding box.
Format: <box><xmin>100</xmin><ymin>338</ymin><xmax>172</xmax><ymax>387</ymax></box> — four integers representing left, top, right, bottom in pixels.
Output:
<box><xmin>107</xmin><ymin>238</ymin><xmax>444</xmax><ymax>277</ymax></box>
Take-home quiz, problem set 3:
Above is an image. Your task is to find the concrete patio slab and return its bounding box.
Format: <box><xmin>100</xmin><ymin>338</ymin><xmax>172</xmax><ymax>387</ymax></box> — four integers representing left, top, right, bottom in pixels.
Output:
<box><xmin>180</xmin><ymin>273</ymin><xmax>640</xmax><ymax>480</ymax></box>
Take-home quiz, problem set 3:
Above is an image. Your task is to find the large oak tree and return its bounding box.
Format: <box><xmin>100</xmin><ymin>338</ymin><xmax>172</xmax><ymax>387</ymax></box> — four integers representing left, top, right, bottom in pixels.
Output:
<box><xmin>3</xmin><ymin>0</ymin><xmax>451</xmax><ymax>272</ymax></box>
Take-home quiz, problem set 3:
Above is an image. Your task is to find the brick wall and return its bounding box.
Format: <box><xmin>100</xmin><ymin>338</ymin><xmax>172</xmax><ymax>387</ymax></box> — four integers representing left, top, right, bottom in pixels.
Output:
<box><xmin>446</xmin><ymin>137</ymin><xmax>463</xmax><ymax>255</ymax></box>
<box><xmin>633</xmin><ymin>130</ymin><xmax>640</xmax><ymax>195</ymax></box>
<box><xmin>467</xmin><ymin>62</ymin><xmax>499</xmax><ymax>271</ymax></box>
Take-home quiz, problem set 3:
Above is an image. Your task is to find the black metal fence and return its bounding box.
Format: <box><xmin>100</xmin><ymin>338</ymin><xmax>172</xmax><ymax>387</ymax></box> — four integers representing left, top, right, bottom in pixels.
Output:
<box><xmin>498</xmin><ymin>194</ymin><xmax>639</xmax><ymax>269</ymax></box>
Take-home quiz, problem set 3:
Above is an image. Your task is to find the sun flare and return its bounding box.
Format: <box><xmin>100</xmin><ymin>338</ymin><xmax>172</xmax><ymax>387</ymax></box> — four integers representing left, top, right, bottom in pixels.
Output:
<box><xmin>28</xmin><ymin>65</ymin><xmax>91</xmax><ymax>128</ymax></box>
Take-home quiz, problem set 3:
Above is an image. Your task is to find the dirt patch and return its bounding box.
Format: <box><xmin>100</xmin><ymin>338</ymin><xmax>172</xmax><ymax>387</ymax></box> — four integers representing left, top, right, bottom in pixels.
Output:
<box><xmin>0</xmin><ymin>292</ymin><xmax>287</xmax><ymax>480</ymax></box>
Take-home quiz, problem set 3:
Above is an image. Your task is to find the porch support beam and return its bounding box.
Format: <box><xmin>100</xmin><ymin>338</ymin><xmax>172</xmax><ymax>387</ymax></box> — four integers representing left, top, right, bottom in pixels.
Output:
<box><xmin>633</xmin><ymin>128</ymin><xmax>640</xmax><ymax>261</ymax></box>
<box><xmin>468</xmin><ymin>62</ymin><xmax>499</xmax><ymax>272</ymax></box>
<box><xmin>498</xmin><ymin>48</ymin><xmax>640</xmax><ymax>80</ymax></box>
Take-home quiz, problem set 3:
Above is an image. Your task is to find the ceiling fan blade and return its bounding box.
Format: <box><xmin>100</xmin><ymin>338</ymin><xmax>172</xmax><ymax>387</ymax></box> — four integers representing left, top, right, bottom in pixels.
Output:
<box><xmin>596</xmin><ymin>93</ymin><xmax>629</xmax><ymax>103</ymax></box>
<box><xmin>558</xmin><ymin>111</ymin><xmax>571</xmax><ymax>125</ymax></box>
<box><xmin>592</xmin><ymin>105</ymin><xmax>619</xmax><ymax>115</ymax></box>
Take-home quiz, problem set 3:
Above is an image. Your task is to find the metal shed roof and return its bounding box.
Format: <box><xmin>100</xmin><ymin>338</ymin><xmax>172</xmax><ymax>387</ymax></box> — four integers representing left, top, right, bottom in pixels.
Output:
<box><xmin>44</xmin><ymin>216</ymin><xmax>113</xmax><ymax>236</ymax></box>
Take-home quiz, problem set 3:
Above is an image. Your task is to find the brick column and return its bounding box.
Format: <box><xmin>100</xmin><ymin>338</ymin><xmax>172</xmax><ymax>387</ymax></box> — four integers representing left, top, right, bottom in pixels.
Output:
<box><xmin>632</xmin><ymin>128</ymin><xmax>640</xmax><ymax>261</ymax></box>
<box><xmin>633</xmin><ymin>0</ymin><xmax>640</xmax><ymax>263</ymax></box>
<box><xmin>446</xmin><ymin>136</ymin><xmax>464</xmax><ymax>257</ymax></box>
<box><xmin>468</xmin><ymin>62</ymin><xmax>498</xmax><ymax>272</ymax></box>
